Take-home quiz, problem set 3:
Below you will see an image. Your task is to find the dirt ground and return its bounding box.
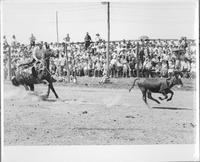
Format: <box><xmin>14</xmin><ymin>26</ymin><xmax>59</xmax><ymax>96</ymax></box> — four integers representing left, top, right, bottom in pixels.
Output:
<box><xmin>4</xmin><ymin>80</ymin><xmax>197</xmax><ymax>145</ymax></box>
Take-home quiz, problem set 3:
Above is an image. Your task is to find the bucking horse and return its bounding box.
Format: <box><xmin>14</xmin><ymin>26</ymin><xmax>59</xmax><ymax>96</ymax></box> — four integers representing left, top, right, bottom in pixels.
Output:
<box><xmin>11</xmin><ymin>49</ymin><xmax>59</xmax><ymax>98</ymax></box>
<box><xmin>129</xmin><ymin>72</ymin><xmax>183</xmax><ymax>107</ymax></box>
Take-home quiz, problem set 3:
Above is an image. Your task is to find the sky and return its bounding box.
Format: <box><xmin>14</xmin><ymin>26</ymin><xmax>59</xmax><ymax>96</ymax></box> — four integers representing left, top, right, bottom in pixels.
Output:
<box><xmin>2</xmin><ymin>0</ymin><xmax>198</xmax><ymax>44</ymax></box>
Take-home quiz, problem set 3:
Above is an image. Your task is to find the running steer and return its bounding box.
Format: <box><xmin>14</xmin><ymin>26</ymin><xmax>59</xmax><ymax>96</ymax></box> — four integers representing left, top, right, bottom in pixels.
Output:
<box><xmin>129</xmin><ymin>75</ymin><xmax>183</xmax><ymax>106</ymax></box>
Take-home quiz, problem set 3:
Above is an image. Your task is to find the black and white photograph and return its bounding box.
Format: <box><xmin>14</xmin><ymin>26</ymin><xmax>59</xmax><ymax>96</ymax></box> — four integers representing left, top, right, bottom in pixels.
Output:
<box><xmin>1</xmin><ymin>0</ymin><xmax>199</xmax><ymax>161</ymax></box>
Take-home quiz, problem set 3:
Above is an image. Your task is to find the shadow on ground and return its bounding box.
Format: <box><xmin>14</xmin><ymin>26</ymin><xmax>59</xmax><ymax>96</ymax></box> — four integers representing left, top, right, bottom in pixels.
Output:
<box><xmin>152</xmin><ymin>107</ymin><xmax>192</xmax><ymax>110</ymax></box>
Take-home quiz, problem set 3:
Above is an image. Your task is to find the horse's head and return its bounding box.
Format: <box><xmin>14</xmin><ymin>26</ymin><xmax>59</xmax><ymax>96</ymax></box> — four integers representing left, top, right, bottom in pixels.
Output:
<box><xmin>11</xmin><ymin>76</ymin><xmax>20</xmax><ymax>86</ymax></box>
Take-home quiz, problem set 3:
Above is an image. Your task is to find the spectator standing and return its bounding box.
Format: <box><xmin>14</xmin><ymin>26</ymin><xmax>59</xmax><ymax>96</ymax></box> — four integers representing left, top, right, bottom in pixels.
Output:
<box><xmin>95</xmin><ymin>60</ymin><xmax>102</xmax><ymax>77</ymax></box>
<box><xmin>64</xmin><ymin>34</ymin><xmax>70</xmax><ymax>43</ymax></box>
<box><xmin>3</xmin><ymin>35</ymin><xmax>8</xmax><ymax>47</ymax></box>
<box><xmin>84</xmin><ymin>32</ymin><xmax>92</xmax><ymax>50</ymax></box>
<box><xmin>50</xmin><ymin>59</ymin><xmax>57</xmax><ymax>75</ymax></box>
<box><xmin>160</xmin><ymin>60</ymin><xmax>168</xmax><ymax>77</ymax></box>
<box><xmin>30</xmin><ymin>33</ymin><xmax>36</xmax><ymax>47</ymax></box>
<box><xmin>83</xmin><ymin>60</ymin><xmax>88</xmax><ymax>76</ymax></box>
<box><xmin>143</xmin><ymin>56</ymin><xmax>152</xmax><ymax>77</ymax></box>
<box><xmin>168</xmin><ymin>60</ymin><xmax>175</xmax><ymax>77</ymax></box>
<box><xmin>138</xmin><ymin>46</ymin><xmax>145</xmax><ymax>67</ymax></box>
<box><xmin>110</xmin><ymin>55</ymin><xmax>117</xmax><ymax>77</ymax></box>
<box><xmin>179</xmin><ymin>37</ymin><xmax>188</xmax><ymax>51</ymax></box>
<box><xmin>129</xmin><ymin>57</ymin><xmax>136</xmax><ymax>77</ymax></box>
<box><xmin>11</xmin><ymin>35</ymin><xmax>17</xmax><ymax>48</ymax></box>
<box><xmin>95</xmin><ymin>33</ymin><xmax>101</xmax><ymax>43</ymax></box>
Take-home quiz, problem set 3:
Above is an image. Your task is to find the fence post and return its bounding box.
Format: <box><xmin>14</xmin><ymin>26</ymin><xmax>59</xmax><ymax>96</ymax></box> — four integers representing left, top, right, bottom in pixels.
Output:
<box><xmin>8</xmin><ymin>46</ymin><xmax>12</xmax><ymax>80</ymax></box>
<box><xmin>65</xmin><ymin>43</ymin><xmax>70</xmax><ymax>83</ymax></box>
<box><xmin>136</xmin><ymin>42</ymin><xmax>140</xmax><ymax>78</ymax></box>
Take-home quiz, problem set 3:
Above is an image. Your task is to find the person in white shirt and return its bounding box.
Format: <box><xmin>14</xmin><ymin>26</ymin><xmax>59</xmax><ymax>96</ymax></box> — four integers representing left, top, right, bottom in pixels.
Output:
<box><xmin>168</xmin><ymin>60</ymin><xmax>175</xmax><ymax>77</ymax></box>
<box><xmin>95</xmin><ymin>33</ymin><xmax>101</xmax><ymax>43</ymax></box>
<box><xmin>110</xmin><ymin>55</ymin><xmax>117</xmax><ymax>77</ymax></box>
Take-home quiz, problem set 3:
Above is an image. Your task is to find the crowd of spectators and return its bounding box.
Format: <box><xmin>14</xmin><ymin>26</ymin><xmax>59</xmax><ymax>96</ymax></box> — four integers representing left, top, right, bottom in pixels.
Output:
<box><xmin>3</xmin><ymin>33</ymin><xmax>196</xmax><ymax>80</ymax></box>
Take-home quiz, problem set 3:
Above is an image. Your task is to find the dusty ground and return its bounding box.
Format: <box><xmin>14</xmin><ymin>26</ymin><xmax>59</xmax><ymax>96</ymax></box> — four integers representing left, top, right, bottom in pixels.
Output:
<box><xmin>4</xmin><ymin>79</ymin><xmax>197</xmax><ymax>145</ymax></box>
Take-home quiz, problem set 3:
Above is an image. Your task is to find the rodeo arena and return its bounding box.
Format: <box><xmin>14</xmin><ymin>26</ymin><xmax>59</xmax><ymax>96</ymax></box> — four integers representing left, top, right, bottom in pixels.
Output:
<box><xmin>3</xmin><ymin>32</ymin><xmax>197</xmax><ymax>145</ymax></box>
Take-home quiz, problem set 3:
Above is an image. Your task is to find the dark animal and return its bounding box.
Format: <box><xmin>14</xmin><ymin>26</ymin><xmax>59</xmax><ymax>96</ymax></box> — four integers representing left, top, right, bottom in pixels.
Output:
<box><xmin>11</xmin><ymin>69</ymin><xmax>46</xmax><ymax>91</ymax></box>
<box><xmin>129</xmin><ymin>75</ymin><xmax>183</xmax><ymax>107</ymax></box>
<box><xmin>11</xmin><ymin>49</ymin><xmax>59</xmax><ymax>98</ymax></box>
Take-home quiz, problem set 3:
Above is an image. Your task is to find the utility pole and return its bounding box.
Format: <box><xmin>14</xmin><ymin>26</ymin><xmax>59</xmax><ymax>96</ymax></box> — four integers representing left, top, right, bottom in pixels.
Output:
<box><xmin>56</xmin><ymin>11</ymin><xmax>59</xmax><ymax>43</ymax></box>
<box><xmin>102</xmin><ymin>2</ymin><xmax>110</xmax><ymax>77</ymax></box>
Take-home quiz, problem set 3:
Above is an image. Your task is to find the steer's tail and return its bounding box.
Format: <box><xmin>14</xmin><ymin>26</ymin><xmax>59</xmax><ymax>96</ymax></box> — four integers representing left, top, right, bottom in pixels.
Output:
<box><xmin>129</xmin><ymin>78</ymin><xmax>140</xmax><ymax>92</ymax></box>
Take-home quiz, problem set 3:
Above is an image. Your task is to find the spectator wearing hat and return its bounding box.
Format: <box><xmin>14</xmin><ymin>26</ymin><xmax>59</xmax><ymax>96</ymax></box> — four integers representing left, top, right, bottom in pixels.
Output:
<box><xmin>95</xmin><ymin>33</ymin><xmax>102</xmax><ymax>43</ymax></box>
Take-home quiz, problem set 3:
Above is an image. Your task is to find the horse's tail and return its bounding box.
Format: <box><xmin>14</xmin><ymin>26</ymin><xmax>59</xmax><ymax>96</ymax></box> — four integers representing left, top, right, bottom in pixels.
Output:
<box><xmin>129</xmin><ymin>78</ymin><xmax>140</xmax><ymax>92</ymax></box>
